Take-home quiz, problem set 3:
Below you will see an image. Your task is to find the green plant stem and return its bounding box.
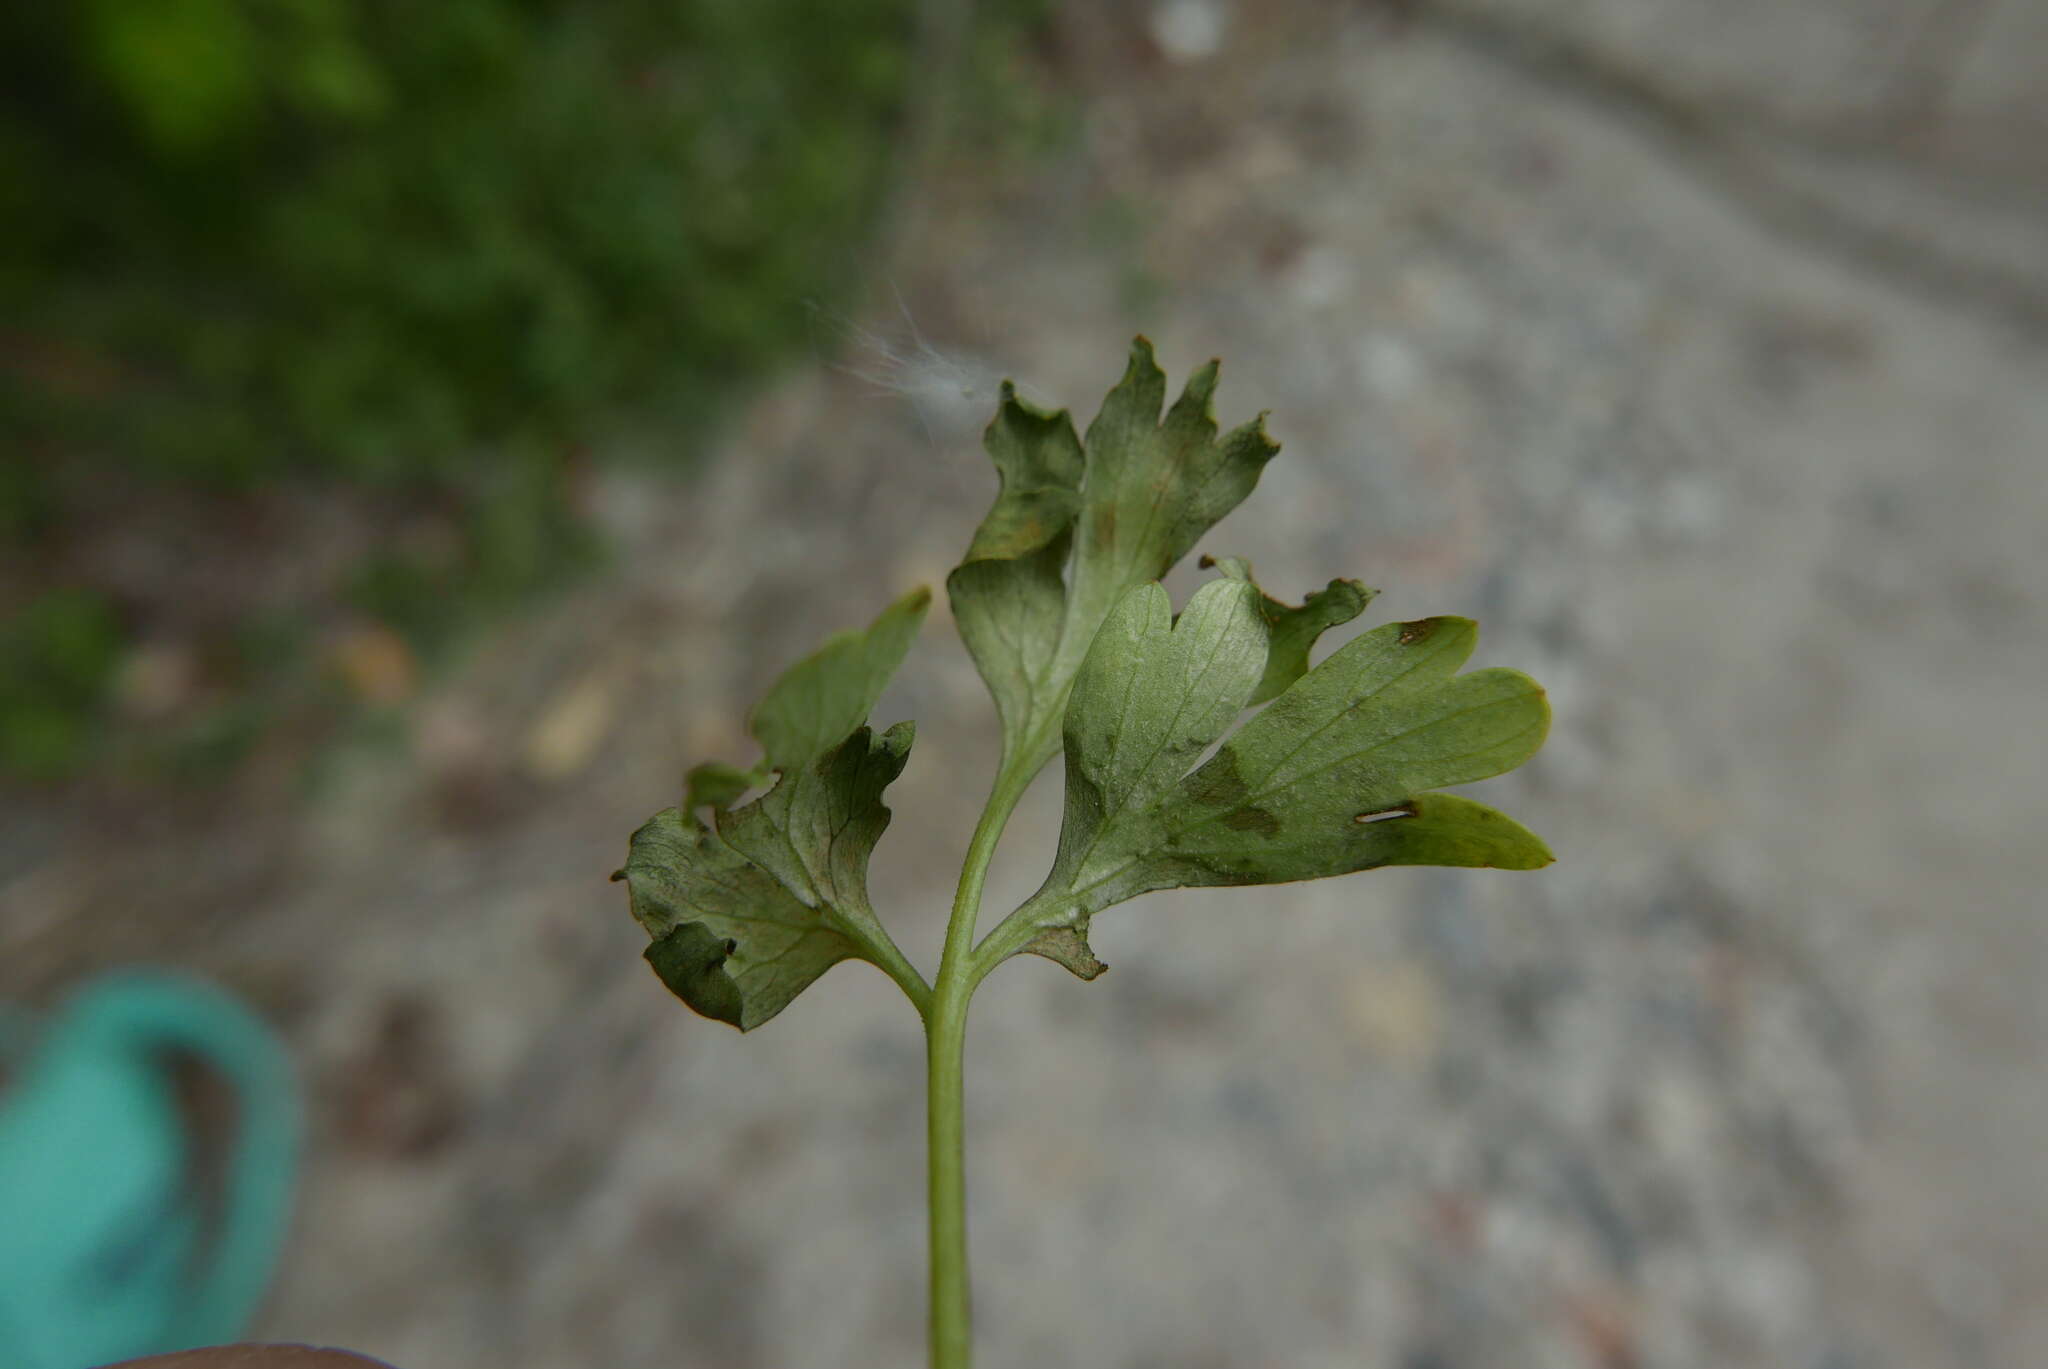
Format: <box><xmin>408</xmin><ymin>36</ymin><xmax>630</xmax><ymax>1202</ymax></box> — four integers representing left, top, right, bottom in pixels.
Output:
<box><xmin>860</xmin><ymin>927</ymin><xmax>935</xmax><ymax>1023</ymax></box>
<box><xmin>927</xmin><ymin>756</ymin><xmax>1036</xmax><ymax>1369</ymax></box>
<box><xmin>968</xmin><ymin>890</ymin><xmax>1058</xmax><ymax>984</ymax></box>
<box><xmin>925</xmin><ymin>977</ymin><xmax>972</xmax><ymax>1369</ymax></box>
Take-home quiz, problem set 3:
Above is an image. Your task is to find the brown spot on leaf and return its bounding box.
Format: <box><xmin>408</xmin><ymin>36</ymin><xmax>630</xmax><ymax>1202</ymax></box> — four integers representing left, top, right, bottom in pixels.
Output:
<box><xmin>1222</xmin><ymin>805</ymin><xmax>1281</xmax><ymax>835</ymax></box>
<box><xmin>1184</xmin><ymin>747</ymin><xmax>1249</xmax><ymax>806</ymax></box>
<box><xmin>1091</xmin><ymin>502</ymin><xmax>1117</xmax><ymax>547</ymax></box>
<box><xmin>1397</xmin><ymin>619</ymin><xmax>1436</xmax><ymax>646</ymax></box>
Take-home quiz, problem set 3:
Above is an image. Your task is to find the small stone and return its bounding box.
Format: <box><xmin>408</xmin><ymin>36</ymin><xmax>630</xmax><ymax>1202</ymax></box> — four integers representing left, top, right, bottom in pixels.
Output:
<box><xmin>115</xmin><ymin>640</ymin><xmax>200</xmax><ymax>719</ymax></box>
<box><xmin>524</xmin><ymin>667</ymin><xmax>622</xmax><ymax>780</ymax></box>
<box><xmin>1356</xmin><ymin>332</ymin><xmax>1424</xmax><ymax>400</ymax></box>
<box><xmin>329</xmin><ymin>624</ymin><xmax>417</xmax><ymax>705</ymax></box>
<box><xmin>1150</xmin><ymin>0</ymin><xmax>1229</xmax><ymax>63</ymax></box>
<box><xmin>1342</xmin><ymin>960</ymin><xmax>1441</xmax><ymax>1066</ymax></box>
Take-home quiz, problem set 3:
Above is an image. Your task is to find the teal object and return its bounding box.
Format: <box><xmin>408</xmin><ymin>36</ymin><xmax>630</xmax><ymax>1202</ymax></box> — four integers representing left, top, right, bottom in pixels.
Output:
<box><xmin>0</xmin><ymin>971</ymin><xmax>301</xmax><ymax>1368</ymax></box>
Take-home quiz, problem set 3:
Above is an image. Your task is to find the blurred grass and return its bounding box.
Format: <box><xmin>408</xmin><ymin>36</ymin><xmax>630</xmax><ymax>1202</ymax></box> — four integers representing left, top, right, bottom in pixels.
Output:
<box><xmin>0</xmin><ymin>0</ymin><xmax>1055</xmax><ymax>784</ymax></box>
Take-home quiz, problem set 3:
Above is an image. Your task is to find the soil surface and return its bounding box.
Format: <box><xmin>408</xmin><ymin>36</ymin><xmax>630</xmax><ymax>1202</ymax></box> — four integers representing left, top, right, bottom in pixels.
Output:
<box><xmin>6</xmin><ymin>2</ymin><xmax>2046</xmax><ymax>1366</ymax></box>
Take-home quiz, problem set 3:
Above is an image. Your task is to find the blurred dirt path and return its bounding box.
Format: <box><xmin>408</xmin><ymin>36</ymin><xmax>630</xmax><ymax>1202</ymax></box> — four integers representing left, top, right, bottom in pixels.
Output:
<box><xmin>6</xmin><ymin>3</ymin><xmax>2046</xmax><ymax>1366</ymax></box>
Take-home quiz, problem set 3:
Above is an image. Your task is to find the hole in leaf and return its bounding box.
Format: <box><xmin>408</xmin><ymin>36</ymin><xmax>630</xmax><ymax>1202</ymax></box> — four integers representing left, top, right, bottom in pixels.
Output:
<box><xmin>1353</xmin><ymin>807</ymin><xmax>1413</xmax><ymax>824</ymax></box>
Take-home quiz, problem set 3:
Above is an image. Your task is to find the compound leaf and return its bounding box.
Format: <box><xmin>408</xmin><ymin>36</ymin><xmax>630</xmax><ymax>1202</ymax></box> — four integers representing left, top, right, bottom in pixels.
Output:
<box><xmin>1016</xmin><ymin>594</ymin><xmax>1551</xmax><ymax>974</ymax></box>
<box><xmin>1161</xmin><ymin>615</ymin><xmax>1552</xmax><ymax>884</ymax></box>
<box><xmin>616</xmin><ymin>589</ymin><xmax>931</xmax><ymax>1030</ymax></box>
<box><xmin>949</xmin><ymin>339</ymin><xmax>1279</xmax><ymax>781</ymax></box>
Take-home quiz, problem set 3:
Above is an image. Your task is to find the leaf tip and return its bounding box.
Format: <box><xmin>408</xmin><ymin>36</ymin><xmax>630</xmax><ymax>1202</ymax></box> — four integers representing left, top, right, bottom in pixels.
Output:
<box><xmin>1493</xmin><ymin>834</ymin><xmax>1557</xmax><ymax>871</ymax></box>
<box><xmin>1025</xmin><ymin>924</ymin><xmax>1108</xmax><ymax>980</ymax></box>
<box><xmin>1508</xmin><ymin>818</ymin><xmax>1557</xmax><ymax>870</ymax></box>
<box><xmin>1337</xmin><ymin>577</ymin><xmax>1378</xmax><ymax>606</ymax></box>
<box><xmin>1212</xmin><ymin>408</ymin><xmax>1281</xmax><ymax>469</ymax></box>
<box><xmin>1117</xmin><ymin>335</ymin><xmax>1166</xmax><ymax>394</ymax></box>
<box><xmin>1198</xmin><ymin>553</ymin><xmax>1255</xmax><ymax>582</ymax></box>
<box><xmin>992</xmin><ymin>379</ymin><xmax>1067</xmax><ymax>426</ymax></box>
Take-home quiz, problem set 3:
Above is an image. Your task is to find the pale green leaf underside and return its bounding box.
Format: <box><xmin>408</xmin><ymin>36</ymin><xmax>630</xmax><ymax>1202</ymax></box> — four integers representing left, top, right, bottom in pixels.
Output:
<box><xmin>1024</xmin><ymin>581</ymin><xmax>1552</xmax><ymax>970</ymax></box>
<box><xmin>1050</xmin><ymin>578</ymin><xmax>1268</xmax><ymax>889</ymax></box>
<box><xmin>1202</xmin><ymin>554</ymin><xmax>1376</xmax><ymax>705</ymax></box>
<box><xmin>948</xmin><ymin>338</ymin><xmax>1279</xmax><ymax>779</ymax></box>
<box><xmin>617</xmin><ymin>590</ymin><xmax>930</xmax><ymax>1029</ymax></box>
<box><xmin>620</xmin><ymin>805</ymin><xmax>854</xmax><ymax>1030</ymax></box>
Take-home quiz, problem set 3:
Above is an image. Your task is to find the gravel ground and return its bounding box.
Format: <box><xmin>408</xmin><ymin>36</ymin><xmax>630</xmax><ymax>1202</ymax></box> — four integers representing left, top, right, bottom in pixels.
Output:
<box><xmin>5</xmin><ymin>2</ymin><xmax>2046</xmax><ymax>1366</ymax></box>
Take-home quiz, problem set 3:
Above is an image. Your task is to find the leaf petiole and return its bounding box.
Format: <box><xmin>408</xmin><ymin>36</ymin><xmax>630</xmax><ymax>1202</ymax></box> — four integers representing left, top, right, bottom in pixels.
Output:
<box><xmin>926</xmin><ymin>758</ymin><xmax>1038</xmax><ymax>1369</ymax></box>
<box><xmin>858</xmin><ymin>922</ymin><xmax>936</xmax><ymax>1022</ymax></box>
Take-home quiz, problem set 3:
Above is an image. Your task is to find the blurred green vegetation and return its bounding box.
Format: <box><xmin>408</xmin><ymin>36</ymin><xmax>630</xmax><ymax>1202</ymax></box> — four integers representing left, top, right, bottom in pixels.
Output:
<box><xmin>0</xmin><ymin>589</ymin><xmax>125</xmax><ymax>781</ymax></box>
<box><xmin>0</xmin><ymin>0</ymin><xmax>1054</xmax><ymax>783</ymax></box>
